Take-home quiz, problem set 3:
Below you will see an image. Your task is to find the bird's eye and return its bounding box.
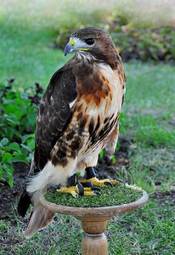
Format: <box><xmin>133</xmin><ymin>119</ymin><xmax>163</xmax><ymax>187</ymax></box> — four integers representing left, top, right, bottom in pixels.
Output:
<box><xmin>84</xmin><ymin>38</ymin><xmax>95</xmax><ymax>45</ymax></box>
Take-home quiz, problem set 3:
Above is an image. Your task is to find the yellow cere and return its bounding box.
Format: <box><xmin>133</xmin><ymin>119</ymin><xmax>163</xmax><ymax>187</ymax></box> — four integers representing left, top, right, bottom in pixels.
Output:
<box><xmin>69</xmin><ymin>38</ymin><xmax>76</xmax><ymax>46</ymax></box>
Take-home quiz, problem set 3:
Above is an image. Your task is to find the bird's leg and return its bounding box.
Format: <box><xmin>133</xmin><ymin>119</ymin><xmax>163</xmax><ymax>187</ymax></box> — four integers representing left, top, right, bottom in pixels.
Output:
<box><xmin>57</xmin><ymin>173</ymin><xmax>96</xmax><ymax>197</ymax></box>
<box><xmin>81</xmin><ymin>167</ymin><xmax>118</xmax><ymax>187</ymax></box>
<box><xmin>57</xmin><ymin>174</ymin><xmax>79</xmax><ymax>197</ymax></box>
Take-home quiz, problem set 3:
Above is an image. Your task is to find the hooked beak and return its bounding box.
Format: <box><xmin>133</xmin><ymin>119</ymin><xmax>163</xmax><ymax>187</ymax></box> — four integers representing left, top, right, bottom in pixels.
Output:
<box><xmin>64</xmin><ymin>38</ymin><xmax>76</xmax><ymax>56</ymax></box>
<box><xmin>64</xmin><ymin>43</ymin><xmax>74</xmax><ymax>56</ymax></box>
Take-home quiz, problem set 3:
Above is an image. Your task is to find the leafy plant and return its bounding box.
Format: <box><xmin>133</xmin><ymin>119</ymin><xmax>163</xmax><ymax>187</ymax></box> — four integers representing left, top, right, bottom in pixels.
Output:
<box><xmin>0</xmin><ymin>81</ymin><xmax>42</xmax><ymax>187</ymax></box>
<box><xmin>111</xmin><ymin>26</ymin><xmax>175</xmax><ymax>62</ymax></box>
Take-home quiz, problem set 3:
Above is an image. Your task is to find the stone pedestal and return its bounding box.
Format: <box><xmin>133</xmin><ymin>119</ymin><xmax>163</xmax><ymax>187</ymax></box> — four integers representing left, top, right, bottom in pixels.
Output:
<box><xmin>24</xmin><ymin>185</ymin><xmax>148</xmax><ymax>255</ymax></box>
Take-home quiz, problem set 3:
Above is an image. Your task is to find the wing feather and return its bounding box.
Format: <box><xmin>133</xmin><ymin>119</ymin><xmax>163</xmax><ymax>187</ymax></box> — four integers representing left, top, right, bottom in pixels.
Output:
<box><xmin>34</xmin><ymin>65</ymin><xmax>77</xmax><ymax>171</ymax></box>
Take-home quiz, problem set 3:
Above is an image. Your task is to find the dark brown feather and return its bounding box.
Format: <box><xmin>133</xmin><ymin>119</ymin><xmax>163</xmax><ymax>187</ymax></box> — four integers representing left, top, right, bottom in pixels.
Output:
<box><xmin>34</xmin><ymin>66</ymin><xmax>77</xmax><ymax>170</ymax></box>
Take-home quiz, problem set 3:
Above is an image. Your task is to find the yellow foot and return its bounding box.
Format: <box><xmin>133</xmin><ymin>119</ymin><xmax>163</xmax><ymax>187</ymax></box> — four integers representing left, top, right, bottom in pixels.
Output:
<box><xmin>83</xmin><ymin>187</ymin><xmax>96</xmax><ymax>196</ymax></box>
<box><xmin>57</xmin><ymin>185</ymin><xmax>96</xmax><ymax>197</ymax></box>
<box><xmin>81</xmin><ymin>177</ymin><xmax>118</xmax><ymax>187</ymax></box>
<box><xmin>57</xmin><ymin>186</ymin><xmax>79</xmax><ymax>198</ymax></box>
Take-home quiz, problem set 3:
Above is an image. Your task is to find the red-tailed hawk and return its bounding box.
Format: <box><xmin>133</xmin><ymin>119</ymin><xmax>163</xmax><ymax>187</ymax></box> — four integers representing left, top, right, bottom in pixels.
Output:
<box><xmin>17</xmin><ymin>27</ymin><xmax>126</xmax><ymax>234</ymax></box>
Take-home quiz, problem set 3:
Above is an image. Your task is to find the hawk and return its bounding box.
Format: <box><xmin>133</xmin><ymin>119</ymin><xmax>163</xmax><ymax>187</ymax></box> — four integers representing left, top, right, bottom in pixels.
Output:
<box><xmin>17</xmin><ymin>27</ymin><xmax>126</xmax><ymax>234</ymax></box>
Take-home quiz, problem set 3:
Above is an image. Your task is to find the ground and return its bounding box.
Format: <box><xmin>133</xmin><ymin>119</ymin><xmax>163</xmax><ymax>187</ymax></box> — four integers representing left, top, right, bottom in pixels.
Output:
<box><xmin>0</xmin><ymin>16</ymin><xmax>175</xmax><ymax>255</ymax></box>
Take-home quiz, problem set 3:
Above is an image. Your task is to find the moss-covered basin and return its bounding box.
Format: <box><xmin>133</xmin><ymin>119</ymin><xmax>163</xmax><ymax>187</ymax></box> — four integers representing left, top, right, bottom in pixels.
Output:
<box><xmin>45</xmin><ymin>184</ymin><xmax>143</xmax><ymax>208</ymax></box>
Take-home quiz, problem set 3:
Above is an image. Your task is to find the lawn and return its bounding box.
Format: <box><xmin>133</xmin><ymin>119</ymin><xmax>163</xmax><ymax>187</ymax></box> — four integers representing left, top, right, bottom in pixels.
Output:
<box><xmin>0</xmin><ymin>12</ymin><xmax>175</xmax><ymax>255</ymax></box>
<box><xmin>0</xmin><ymin>18</ymin><xmax>66</xmax><ymax>87</ymax></box>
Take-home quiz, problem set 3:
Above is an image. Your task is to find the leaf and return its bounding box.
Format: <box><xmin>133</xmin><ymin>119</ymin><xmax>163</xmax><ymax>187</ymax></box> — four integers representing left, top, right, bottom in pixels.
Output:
<box><xmin>0</xmin><ymin>137</ymin><xmax>9</xmax><ymax>146</ymax></box>
<box><xmin>6</xmin><ymin>166</ymin><xmax>14</xmax><ymax>188</ymax></box>
<box><xmin>12</xmin><ymin>151</ymin><xmax>27</xmax><ymax>162</ymax></box>
<box><xmin>2</xmin><ymin>152</ymin><xmax>13</xmax><ymax>163</ymax></box>
<box><xmin>22</xmin><ymin>134</ymin><xmax>35</xmax><ymax>143</ymax></box>
<box><xmin>111</xmin><ymin>155</ymin><xmax>117</xmax><ymax>165</ymax></box>
<box><xmin>7</xmin><ymin>142</ymin><xmax>20</xmax><ymax>151</ymax></box>
<box><xmin>0</xmin><ymin>164</ymin><xmax>14</xmax><ymax>187</ymax></box>
<box><xmin>99</xmin><ymin>149</ymin><xmax>106</xmax><ymax>160</ymax></box>
<box><xmin>0</xmin><ymin>82</ymin><xmax>39</xmax><ymax>185</ymax></box>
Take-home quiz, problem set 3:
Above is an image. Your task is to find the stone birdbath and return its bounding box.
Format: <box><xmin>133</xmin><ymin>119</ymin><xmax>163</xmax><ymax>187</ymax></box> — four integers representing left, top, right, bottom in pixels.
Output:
<box><xmin>25</xmin><ymin>184</ymin><xmax>148</xmax><ymax>255</ymax></box>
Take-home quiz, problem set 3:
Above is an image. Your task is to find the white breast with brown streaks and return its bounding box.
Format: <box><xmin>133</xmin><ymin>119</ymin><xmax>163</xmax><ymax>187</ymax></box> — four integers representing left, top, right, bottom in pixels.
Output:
<box><xmin>97</xmin><ymin>63</ymin><xmax>123</xmax><ymax>117</ymax></box>
<box><xmin>76</xmin><ymin>62</ymin><xmax>124</xmax><ymax>163</ymax></box>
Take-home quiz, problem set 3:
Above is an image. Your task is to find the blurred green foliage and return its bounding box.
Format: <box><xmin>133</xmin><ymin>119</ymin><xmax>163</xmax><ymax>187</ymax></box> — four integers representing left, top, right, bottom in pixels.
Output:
<box><xmin>0</xmin><ymin>82</ymin><xmax>38</xmax><ymax>186</ymax></box>
<box><xmin>55</xmin><ymin>14</ymin><xmax>175</xmax><ymax>63</ymax></box>
<box><xmin>111</xmin><ymin>25</ymin><xmax>175</xmax><ymax>62</ymax></box>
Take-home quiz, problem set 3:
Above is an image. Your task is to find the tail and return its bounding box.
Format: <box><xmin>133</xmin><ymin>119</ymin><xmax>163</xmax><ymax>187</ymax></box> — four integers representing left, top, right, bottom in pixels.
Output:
<box><xmin>17</xmin><ymin>158</ymin><xmax>37</xmax><ymax>217</ymax></box>
<box><xmin>17</xmin><ymin>190</ymin><xmax>32</xmax><ymax>217</ymax></box>
<box><xmin>18</xmin><ymin>161</ymin><xmax>58</xmax><ymax>237</ymax></box>
<box><xmin>24</xmin><ymin>204</ymin><xmax>55</xmax><ymax>238</ymax></box>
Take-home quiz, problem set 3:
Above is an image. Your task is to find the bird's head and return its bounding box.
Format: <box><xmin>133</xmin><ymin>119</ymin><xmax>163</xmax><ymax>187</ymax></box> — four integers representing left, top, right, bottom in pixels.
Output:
<box><xmin>64</xmin><ymin>27</ymin><xmax>118</xmax><ymax>66</ymax></box>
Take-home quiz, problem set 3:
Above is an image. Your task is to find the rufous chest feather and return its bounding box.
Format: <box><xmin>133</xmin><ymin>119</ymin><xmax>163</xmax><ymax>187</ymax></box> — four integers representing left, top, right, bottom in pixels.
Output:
<box><xmin>77</xmin><ymin>62</ymin><xmax>123</xmax><ymax>114</ymax></box>
<box><xmin>78</xmin><ymin>63</ymin><xmax>123</xmax><ymax>119</ymax></box>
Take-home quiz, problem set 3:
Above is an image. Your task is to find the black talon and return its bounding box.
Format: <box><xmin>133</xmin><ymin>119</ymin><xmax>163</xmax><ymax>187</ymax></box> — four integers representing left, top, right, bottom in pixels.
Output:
<box><xmin>77</xmin><ymin>182</ymin><xmax>84</xmax><ymax>196</ymax></box>
<box><xmin>91</xmin><ymin>187</ymin><xmax>100</xmax><ymax>191</ymax></box>
<box><xmin>94</xmin><ymin>190</ymin><xmax>101</xmax><ymax>195</ymax></box>
<box><xmin>67</xmin><ymin>174</ymin><xmax>78</xmax><ymax>186</ymax></box>
<box><xmin>104</xmin><ymin>182</ymin><xmax>113</xmax><ymax>186</ymax></box>
<box><xmin>81</xmin><ymin>182</ymin><xmax>93</xmax><ymax>188</ymax></box>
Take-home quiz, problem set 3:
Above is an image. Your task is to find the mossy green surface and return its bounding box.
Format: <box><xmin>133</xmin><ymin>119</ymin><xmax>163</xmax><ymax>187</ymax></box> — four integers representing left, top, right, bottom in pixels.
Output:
<box><xmin>45</xmin><ymin>184</ymin><xmax>142</xmax><ymax>208</ymax></box>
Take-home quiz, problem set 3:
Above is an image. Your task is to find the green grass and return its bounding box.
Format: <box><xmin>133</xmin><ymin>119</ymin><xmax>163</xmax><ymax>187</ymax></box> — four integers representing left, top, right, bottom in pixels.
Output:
<box><xmin>0</xmin><ymin>19</ymin><xmax>66</xmax><ymax>87</ymax></box>
<box><xmin>1</xmin><ymin>12</ymin><xmax>175</xmax><ymax>255</ymax></box>
<box><xmin>46</xmin><ymin>184</ymin><xmax>142</xmax><ymax>207</ymax></box>
<box><xmin>121</xmin><ymin>62</ymin><xmax>175</xmax><ymax>148</ymax></box>
<box><xmin>108</xmin><ymin>197</ymin><xmax>175</xmax><ymax>255</ymax></box>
